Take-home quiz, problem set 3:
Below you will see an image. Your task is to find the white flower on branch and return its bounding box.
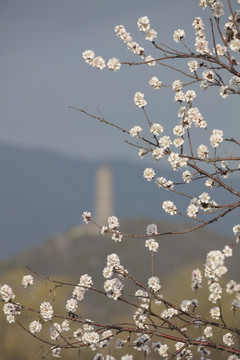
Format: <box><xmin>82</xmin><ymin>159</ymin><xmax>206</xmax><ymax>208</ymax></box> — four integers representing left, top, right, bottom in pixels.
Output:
<box><xmin>82</xmin><ymin>50</ymin><xmax>95</xmax><ymax>65</ymax></box>
<box><xmin>199</xmin><ymin>0</ymin><xmax>207</xmax><ymax>9</ymax></box>
<box><xmin>29</xmin><ymin>320</ymin><xmax>42</xmax><ymax>334</ymax></box>
<box><xmin>173</xmin><ymin>125</ymin><xmax>185</xmax><ymax>136</ymax></box>
<box><xmin>174</xmin><ymin>90</ymin><xmax>186</xmax><ymax>102</ymax></box>
<box><xmin>145</xmin><ymin>55</ymin><xmax>156</xmax><ymax>66</ymax></box>
<box><xmin>159</xmin><ymin>135</ymin><xmax>172</xmax><ymax>149</ymax></box>
<box><xmin>145</xmin><ymin>29</ymin><xmax>157</xmax><ymax>41</ymax></box>
<box><xmin>172</xmin><ymin>80</ymin><xmax>183</xmax><ymax>91</ymax></box>
<box><xmin>188</xmin><ymin>60</ymin><xmax>198</xmax><ymax>72</ymax></box>
<box><xmin>66</xmin><ymin>298</ymin><xmax>78</xmax><ymax>313</ymax></box>
<box><xmin>152</xmin><ymin>148</ymin><xmax>164</xmax><ymax>160</ymax></box>
<box><xmin>21</xmin><ymin>275</ymin><xmax>33</xmax><ymax>288</ymax></box>
<box><xmin>107</xmin><ymin>253</ymin><xmax>121</xmax><ymax>268</ymax></box>
<box><xmin>137</xmin><ymin>16</ymin><xmax>150</xmax><ymax>32</ymax></box>
<box><xmin>40</xmin><ymin>301</ymin><xmax>53</xmax><ymax>321</ymax></box>
<box><xmin>104</xmin><ymin>278</ymin><xmax>123</xmax><ymax>300</ymax></box>
<box><xmin>150</xmin><ymin>123</ymin><xmax>163</xmax><ymax>136</ymax></box>
<box><xmin>82</xmin><ymin>211</ymin><xmax>91</xmax><ymax>224</ymax></box>
<box><xmin>149</xmin><ymin>76</ymin><xmax>162</xmax><ymax>89</ymax></box>
<box><xmin>3</xmin><ymin>302</ymin><xmax>21</xmax><ymax>316</ymax></box>
<box><xmin>79</xmin><ymin>274</ymin><xmax>93</xmax><ymax>288</ymax></box>
<box><xmin>204</xmin><ymin>326</ymin><xmax>213</xmax><ymax>338</ymax></box>
<box><xmin>182</xmin><ymin>170</ymin><xmax>192</xmax><ymax>183</ymax></box>
<box><xmin>187</xmin><ymin>204</ymin><xmax>199</xmax><ymax>218</ymax></box>
<box><xmin>162</xmin><ymin>200</ymin><xmax>177</xmax><ymax>215</ymax></box>
<box><xmin>205</xmin><ymin>179</ymin><xmax>214</xmax><ymax>188</ymax></box>
<box><xmin>210</xmin><ymin>306</ymin><xmax>220</xmax><ymax>319</ymax></box>
<box><xmin>180</xmin><ymin>300</ymin><xmax>192</xmax><ymax>312</ymax></box>
<box><xmin>191</xmin><ymin>269</ymin><xmax>202</xmax><ymax>291</ymax></box>
<box><xmin>50</xmin><ymin>323</ymin><xmax>62</xmax><ymax>340</ymax></box>
<box><xmin>145</xmin><ymin>238</ymin><xmax>159</xmax><ymax>252</ymax></box>
<box><xmin>107</xmin><ymin>57</ymin><xmax>121</xmax><ymax>71</ymax></box>
<box><xmin>233</xmin><ymin>224</ymin><xmax>240</xmax><ymax>236</ymax></box>
<box><xmin>214</xmin><ymin>43</ymin><xmax>227</xmax><ymax>56</ymax></box>
<box><xmin>197</xmin><ymin>144</ymin><xmax>209</xmax><ymax>159</ymax></box>
<box><xmin>129</xmin><ymin>125</ymin><xmax>142</xmax><ymax>138</ymax></box>
<box><xmin>148</xmin><ymin>276</ymin><xmax>161</xmax><ymax>292</ymax></box>
<box><xmin>168</xmin><ymin>152</ymin><xmax>188</xmax><ymax>170</ymax></box>
<box><xmin>51</xmin><ymin>347</ymin><xmax>61</xmax><ymax>358</ymax></box>
<box><xmin>219</xmin><ymin>85</ymin><xmax>229</xmax><ymax>98</ymax></box>
<box><xmin>0</xmin><ymin>284</ymin><xmax>15</xmax><ymax>302</ymax></box>
<box><xmin>210</xmin><ymin>129</ymin><xmax>224</xmax><ymax>147</ymax></box>
<box><xmin>174</xmin><ymin>137</ymin><xmax>184</xmax><ymax>147</ymax></box>
<box><xmin>134</xmin><ymin>92</ymin><xmax>147</xmax><ymax>108</ymax></box>
<box><xmin>223</xmin><ymin>332</ymin><xmax>234</xmax><ymax>347</ymax></box>
<box><xmin>212</xmin><ymin>1</ymin><xmax>224</xmax><ymax>17</ymax></box>
<box><xmin>158</xmin><ymin>344</ymin><xmax>169</xmax><ymax>357</ymax></box>
<box><xmin>186</xmin><ymin>89</ymin><xmax>197</xmax><ymax>102</ymax></box>
<box><xmin>146</xmin><ymin>223</ymin><xmax>158</xmax><ymax>235</ymax></box>
<box><xmin>108</xmin><ymin>216</ymin><xmax>119</xmax><ymax>230</ymax></box>
<box><xmin>112</xmin><ymin>231</ymin><xmax>123</xmax><ymax>242</ymax></box>
<box><xmin>222</xmin><ymin>245</ymin><xmax>232</xmax><ymax>257</ymax></box>
<box><xmin>229</xmin><ymin>38</ymin><xmax>240</xmax><ymax>52</ymax></box>
<box><xmin>173</xmin><ymin>29</ymin><xmax>185</xmax><ymax>43</ymax></box>
<box><xmin>93</xmin><ymin>56</ymin><xmax>106</xmax><ymax>70</ymax></box>
<box><xmin>143</xmin><ymin>167</ymin><xmax>155</xmax><ymax>181</ymax></box>
<box><xmin>230</xmin><ymin>76</ymin><xmax>240</xmax><ymax>89</ymax></box>
<box><xmin>82</xmin><ymin>331</ymin><xmax>100</xmax><ymax>344</ymax></box>
<box><xmin>188</xmin><ymin>107</ymin><xmax>206</xmax><ymax>128</ymax></box>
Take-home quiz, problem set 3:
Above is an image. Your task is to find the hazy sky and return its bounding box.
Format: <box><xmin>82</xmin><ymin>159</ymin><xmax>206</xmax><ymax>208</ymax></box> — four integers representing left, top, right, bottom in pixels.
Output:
<box><xmin>1</xmin><ymin>0</ymin><xmax>239</xmax><ymax>162</ymax></box>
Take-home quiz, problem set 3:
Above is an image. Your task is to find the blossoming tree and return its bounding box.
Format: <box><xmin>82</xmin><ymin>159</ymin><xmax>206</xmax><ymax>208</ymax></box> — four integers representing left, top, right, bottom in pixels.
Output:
<box><xmin>1</xmin><ymin>1</ymin><xmax>240</xmax><ymax>359</ymax></box>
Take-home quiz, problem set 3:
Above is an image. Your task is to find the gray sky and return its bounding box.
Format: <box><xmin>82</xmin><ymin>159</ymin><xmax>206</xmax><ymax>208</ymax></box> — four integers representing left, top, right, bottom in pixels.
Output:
<box><xmin>1</xmin><ymin>0</ymin><xmax>239</xmax><ymax>162</ymax></box>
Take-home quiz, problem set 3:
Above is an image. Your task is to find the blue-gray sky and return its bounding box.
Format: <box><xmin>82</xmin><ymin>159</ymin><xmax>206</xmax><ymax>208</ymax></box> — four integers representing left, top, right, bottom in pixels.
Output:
<box><xmin>1</xmin><ymin>0</ymin><xmax>239</xmax><ymax>162</ymax></box>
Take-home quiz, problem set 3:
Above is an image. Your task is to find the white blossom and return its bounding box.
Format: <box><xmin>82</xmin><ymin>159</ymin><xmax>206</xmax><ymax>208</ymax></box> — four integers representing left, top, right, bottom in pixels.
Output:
<box><xmin>108</xmin><ymin>216</ymin><xmax>119</xmax><ymax>229</ymax></box>
<box><xmin>146</xmin><ymin>223</ymin><xmax>158</xmax><ymax>235</ymax></box>
<box><xmin>107</xmin><ymin>57</ymin><xmax>121</xmax><ymax>71</ymax></box>
<box><xmin>210</xmin><ymin>306</ymin><xmax>220</xmax><ymax>319</ymax></box>
<box><xmin>223</xmin><ymin>333</ymin><xmax>234</xmax><ymax>347</ymax></box>
<box><xmin>188</xmin><ymin>60</ymin><xmax>198</xmax><ymax>72</ymax></box>
<box><xmin>40</xmin><ymin>301</ymin><xmax>53</xmax><ymax>321</ymax></box>
<box><xmin>21</xmin><ymin>275</ymin><xmax>33</xmax><ymax>288</ymax></box>
<box><xmin>82</xmin><ymin>211</ymin><xmax>91</xmax><ymax>224</ymax></box>
<box><xmin>29</xmin><ymin>320</ymin><xmax>42</xmax><ymax>334</ymax></box>
<box><xmin>162</xmin><ymin>200</ymin><xmax>177</xmax><ymax>215</ymax></box>
<box><xmin>0</xmin><ymin>284</ymin><xmax>15</xmax><ymax>302</ymax></box>
<box><xmin>173</xmin><ymin>29</ymin><xmax>185</xmax><ymax>43</ymax></box>
<box><xmin>204</xmin><ymin>326</ymin><xmax>213</xmax><ymax>338</ymax></box>
<box><xmin>129</xmin><ymin>125</ymin><xmax>142</xmax><ymax>138</ymax></box>
<box><xmin>145</xmin><ymin>55</ymin><xmax>156</xmax><ymax>66</ymax></box>
<box><xmin>93</xmin><ymin>56</ymin><xmax>106</xmax><ymax>70</ymax></box>
<box><xmin>134</xmin><ymin>92</ymin><xmax>147</xmax><ymax>107</ymax></box>
<box><xmin>143</xmin><ymin>167</ymin><xmax>155</xmax><ymax>181</ymax></box>
<box><xmin>210</xmin><ymin>129</ymin><xmax>224</xmax><ymax>147</ymax></box>
<box><xmin>145</xmin><ymin>238</ymin><xmax>159</xmax><ymax>252</ymax></box>
<box><xmin>149</xmin><ymin>76</ymin><xmax>162</xmax><ymax>89</ymax></box>
<box><xmin>66</xmin><ymin>298</ymin><xmax>78</xmax><ymax>313</ymax></box>
<box><xmin>150</xmin><ymin>123</ymin><xmax>163</xmax><ymax>136</ymax></box>
<box><xmin>148</xmin><ymin>276</ymin><xmax>161</xmax><ymax>292</ymax></box>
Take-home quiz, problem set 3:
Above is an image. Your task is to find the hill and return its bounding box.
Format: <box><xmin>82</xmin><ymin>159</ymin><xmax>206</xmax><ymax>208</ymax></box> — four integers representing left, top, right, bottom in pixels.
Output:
<box><xmin>0</xmin><ymin>143</ymin><xmax>239</xmax><ymax>258</ymax></box>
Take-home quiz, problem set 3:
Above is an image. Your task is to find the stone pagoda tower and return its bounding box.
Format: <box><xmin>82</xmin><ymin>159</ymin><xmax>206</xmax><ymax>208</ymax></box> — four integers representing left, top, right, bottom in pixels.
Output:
<box><xmin>95</xmin><ymin>164</ymin><xmax>113</xmax><ymax>226</ymax></box>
